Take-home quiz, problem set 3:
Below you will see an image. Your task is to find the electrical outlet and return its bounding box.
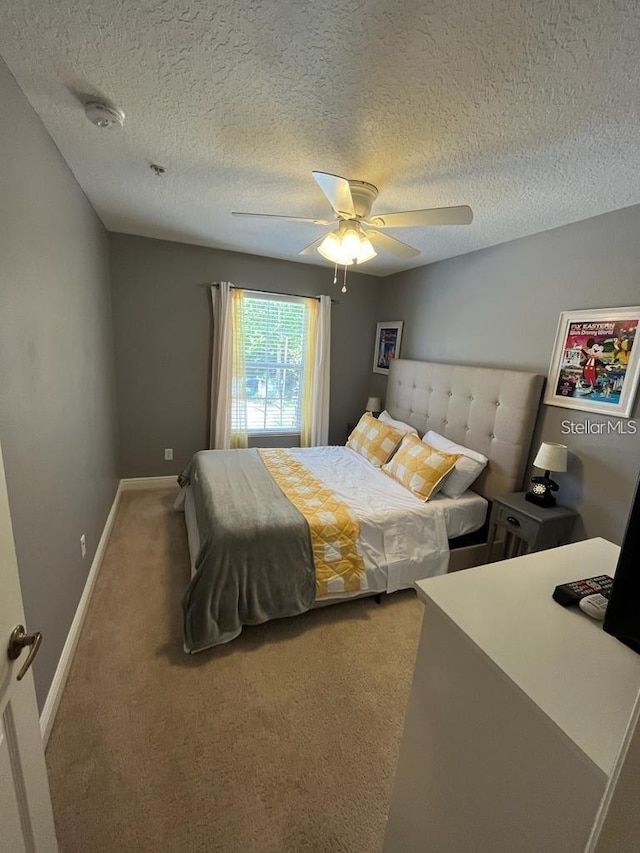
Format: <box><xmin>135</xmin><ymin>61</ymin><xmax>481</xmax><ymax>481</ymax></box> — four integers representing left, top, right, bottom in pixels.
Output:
<box><xmin>164</xmin><ymin>448</ymin><xmax>173</xmax><ymax>461</ymax></box>
<box><xmin>80</xmin><ymin>534</ymin><xmax>86</xmax><ymax>559</ymax></box>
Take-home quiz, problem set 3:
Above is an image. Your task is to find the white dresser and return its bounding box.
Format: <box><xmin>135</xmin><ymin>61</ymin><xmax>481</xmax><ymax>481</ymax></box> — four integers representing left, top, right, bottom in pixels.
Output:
<box><xmin>384</xmin><ymin>538</ymin><xmax>640</xmax><ymax>853</ymax></box>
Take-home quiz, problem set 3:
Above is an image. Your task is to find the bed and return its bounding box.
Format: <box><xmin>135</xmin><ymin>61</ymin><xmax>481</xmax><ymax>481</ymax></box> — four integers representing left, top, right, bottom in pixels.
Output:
<box><xmin>178</xmin><ymin>358</ymin><xmax>544</xmax><ymax>652</ymax></box>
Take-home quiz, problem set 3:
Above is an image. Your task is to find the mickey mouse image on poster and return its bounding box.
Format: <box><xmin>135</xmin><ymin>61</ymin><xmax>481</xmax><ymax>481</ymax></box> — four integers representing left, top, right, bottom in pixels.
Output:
<box><xmin>575</xmin><ymin>337</ymin><xmax>613</xmax><ymax>395</ymax></box>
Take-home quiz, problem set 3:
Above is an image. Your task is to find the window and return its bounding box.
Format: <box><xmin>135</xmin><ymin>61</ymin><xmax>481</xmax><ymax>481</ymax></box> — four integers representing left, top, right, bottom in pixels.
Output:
<box><xmin>234</xmin><ymin>295</ymin><xmax>307</xmax><ymax>433</ymax></box>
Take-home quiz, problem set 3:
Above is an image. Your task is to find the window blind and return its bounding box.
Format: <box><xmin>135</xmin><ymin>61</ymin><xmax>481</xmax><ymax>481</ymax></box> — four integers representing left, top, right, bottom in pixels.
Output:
<box><xmin>234</xmin><ymin>295</ymin><xmax>307</xmax><ymax>432</ymax></box>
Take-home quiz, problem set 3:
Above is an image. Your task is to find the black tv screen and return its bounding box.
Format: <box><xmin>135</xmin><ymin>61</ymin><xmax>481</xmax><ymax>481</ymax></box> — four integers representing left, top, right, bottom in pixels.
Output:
<box><xmin>604</xmin><ymin>471</ymin><xmax>640</xmax><ymax>653</ymax></box>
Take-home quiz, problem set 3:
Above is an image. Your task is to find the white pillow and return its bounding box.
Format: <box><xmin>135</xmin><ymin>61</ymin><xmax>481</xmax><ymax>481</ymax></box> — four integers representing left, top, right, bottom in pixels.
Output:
<box><xmin>378</xmin><ymin>410</ymin><xmax>418</xmax><ymax>437</ymax></box>
<box><xmin>423</xmin><ymin>430</ymin><xmax>488</xmax><ymax>498</ymax></box>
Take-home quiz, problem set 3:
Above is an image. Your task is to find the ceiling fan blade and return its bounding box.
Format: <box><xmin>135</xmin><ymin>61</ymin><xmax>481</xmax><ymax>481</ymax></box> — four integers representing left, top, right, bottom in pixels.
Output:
<box><xmin>298</xmin><ymin>233</ymin><xmax>330</xmax><ymax>256</ymax></box>
<box><xmin>232</xmin><ymin>212</ymin><xmax>332</xmax><ymax>225</ymax></box>
<box><xmin>366</xmin><ymin>230</ymin><xmax>420</xmax><ymax>259</ymax></box>
<box><xmin>368</xmin><ymin>205</ymin><xmax>473</xmax><ymax>228</ymax></box>
<box><xmin>312</xmin><ymin>171</ymin><xmax>356</xmax><ymax>218</ymax></box>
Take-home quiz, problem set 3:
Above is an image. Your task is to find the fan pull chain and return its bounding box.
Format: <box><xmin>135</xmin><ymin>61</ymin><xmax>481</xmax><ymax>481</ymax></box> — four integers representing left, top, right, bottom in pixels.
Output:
<box><xmin>342</xmin><ymin>265</ymin><xmax>348</xmax><ymax>293</ymax></box>
<box><xmin>333</xmin><ymin>262</ymin><xmax>338</xmax><ymax>285</ymax></box>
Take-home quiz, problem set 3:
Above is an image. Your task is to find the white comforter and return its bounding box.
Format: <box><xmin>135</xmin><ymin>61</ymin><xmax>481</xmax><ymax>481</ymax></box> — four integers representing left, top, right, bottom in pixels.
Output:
<box><xmin>285</xmin><ymin>446</ymin><xmax>487</xmax><ymax>598</ymax></box>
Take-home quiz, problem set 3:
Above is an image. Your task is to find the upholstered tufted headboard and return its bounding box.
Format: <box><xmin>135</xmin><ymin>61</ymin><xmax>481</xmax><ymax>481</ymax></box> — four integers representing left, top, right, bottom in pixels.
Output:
<box><xmin>386</xmin><ymin>359</ymin><xmax>545</xmax><ymax>500</ymax></box>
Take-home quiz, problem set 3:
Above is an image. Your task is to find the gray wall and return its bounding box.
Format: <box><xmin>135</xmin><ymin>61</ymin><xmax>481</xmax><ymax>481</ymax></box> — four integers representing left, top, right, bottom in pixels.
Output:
<box><xmin>375</xmin><ymin>205</ymin><xmax>640</xmax><ymax>544</ymax></box>
<box><xmin>109</xmin><ymin>233</ymin><xmax>385</xmax><ymax>476</ymax></box>
<box><xmin>0</xmin><ymin>58</ymin><xmax>119</xmax><ymax>709</ymax></box>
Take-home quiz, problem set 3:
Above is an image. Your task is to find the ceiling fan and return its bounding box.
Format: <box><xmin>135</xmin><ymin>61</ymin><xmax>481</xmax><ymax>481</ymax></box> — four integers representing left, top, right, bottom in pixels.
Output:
<box><xmin>232</xmin><ymin>171</ymin><xmax>473</xmax><ymax>268</ymax></box>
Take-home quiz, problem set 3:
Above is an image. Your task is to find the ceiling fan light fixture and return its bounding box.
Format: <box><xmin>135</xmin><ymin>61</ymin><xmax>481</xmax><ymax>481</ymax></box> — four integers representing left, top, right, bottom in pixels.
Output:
<box><xmin>318</xmin><ymin>232</ymin><xmax>354</xmax><ymax>265</ymax></box>
<box><xmin>318</xmin><ymin>222</ymin><xmax>377</xmax><ymax>266</ymax></box>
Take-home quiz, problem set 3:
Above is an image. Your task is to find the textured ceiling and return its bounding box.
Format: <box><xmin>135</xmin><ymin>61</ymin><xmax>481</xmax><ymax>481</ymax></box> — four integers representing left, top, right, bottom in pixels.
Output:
<box><xmin>1</xmin><ymin>0</ymin><xmax>640</xmax><ymax>276</ymax></box>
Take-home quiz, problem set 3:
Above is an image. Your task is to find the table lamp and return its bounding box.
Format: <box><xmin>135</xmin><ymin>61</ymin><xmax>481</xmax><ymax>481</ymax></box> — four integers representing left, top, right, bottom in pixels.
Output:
<box><xmin>525</xmin><ymin>442</ymin><xmax>568</xmax><ymax>508</ymax></box>
<box><xmin>366</xmin><ymin>397</ymin><xmax>382</xmax><ymax>416</ymax></box>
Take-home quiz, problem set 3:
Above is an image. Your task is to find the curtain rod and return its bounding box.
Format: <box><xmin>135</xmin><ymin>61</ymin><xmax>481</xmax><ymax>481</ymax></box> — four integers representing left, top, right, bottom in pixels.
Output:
<box><xmin>198</xmin><ymin>283</ymin><xmax>339</xmax><ymax>304</ymax></box>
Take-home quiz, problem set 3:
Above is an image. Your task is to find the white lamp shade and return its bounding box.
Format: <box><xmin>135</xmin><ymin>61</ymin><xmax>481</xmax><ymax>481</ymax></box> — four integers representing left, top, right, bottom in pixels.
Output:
<box><xmin>366</xmin><ymin>397</ymin><xmax>382</xmax><ymax>414</ymax></box>
<box><xmin>341</xmin><ymin>226</ymin><xmax>361</xmax><ymax>260</ymax></box>
<box><xmin>355</xmin><ymin>237</ymin><xmax>377</xmax><ymax>264</ymax></box>
<box><xmin>533</xmin><ymin>442</ymin><xmax>568</xmax><ymax>473</ymax></box>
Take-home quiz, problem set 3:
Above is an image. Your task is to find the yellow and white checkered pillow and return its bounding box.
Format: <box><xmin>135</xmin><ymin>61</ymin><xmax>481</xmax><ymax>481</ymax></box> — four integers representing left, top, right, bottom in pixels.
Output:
<box><xmin>382</xmin><ymin>435</ymin><xmax>460</xmax><ymax>501</ymax></box>
<box><xmin>346</xmin><ymin>413</ymin><xmax>405</xmax><ymax>468</ymax></box>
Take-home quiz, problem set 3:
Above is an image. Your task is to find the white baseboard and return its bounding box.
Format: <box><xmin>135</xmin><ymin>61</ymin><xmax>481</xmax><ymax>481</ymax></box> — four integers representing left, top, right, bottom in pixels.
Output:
<box><xmin>40</xmin><ymin>482</ymin><xmax>122</xmax><ymax>746</ymax></box>
<box><xmin>120</xmin><ymin>475</ymin><xmax>178</xmax><ymax>490</ymax></box>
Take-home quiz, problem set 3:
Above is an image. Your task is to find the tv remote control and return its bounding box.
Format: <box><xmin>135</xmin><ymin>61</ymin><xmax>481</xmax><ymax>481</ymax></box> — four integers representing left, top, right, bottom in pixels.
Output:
<box><xmin>553</xmin><ymin>575</ymin><xmax>614</xmax><ymax>607</ymax></box>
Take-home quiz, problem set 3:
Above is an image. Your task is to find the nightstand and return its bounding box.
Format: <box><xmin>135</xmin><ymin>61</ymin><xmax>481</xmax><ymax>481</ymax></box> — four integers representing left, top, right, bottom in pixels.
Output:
<box><xmin>486</xmin><ymin>491</ymin><xmax>578</xmax><ymax>562</ymax></box>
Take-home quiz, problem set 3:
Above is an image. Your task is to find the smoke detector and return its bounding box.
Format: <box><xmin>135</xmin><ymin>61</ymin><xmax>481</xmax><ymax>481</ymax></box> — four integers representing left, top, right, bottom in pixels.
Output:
<box><xmin>84</xmin><ymin>101</ymin><xmax>125</xmax><ymax>129</ymax></box>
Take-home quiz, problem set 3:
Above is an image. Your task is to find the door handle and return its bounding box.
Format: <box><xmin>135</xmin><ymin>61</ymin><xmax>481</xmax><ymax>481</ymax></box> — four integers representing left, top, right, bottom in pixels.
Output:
<box><xmin>7</xmin><ymin>625</ymin><xmax>42</xmax><ymax>681</ymax></box>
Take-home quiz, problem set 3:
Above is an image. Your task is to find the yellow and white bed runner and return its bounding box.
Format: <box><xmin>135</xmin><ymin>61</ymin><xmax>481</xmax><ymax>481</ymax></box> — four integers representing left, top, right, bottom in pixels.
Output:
<box><xmin>259</xmin><ymin>448</ymin><xmax>365</xmax><ymax>596</ymax></box>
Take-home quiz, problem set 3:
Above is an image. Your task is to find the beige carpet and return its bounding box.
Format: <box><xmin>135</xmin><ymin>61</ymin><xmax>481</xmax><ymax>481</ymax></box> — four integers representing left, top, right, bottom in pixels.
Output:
<box><xmin>45</xmin><ymin>489</ymin><xmax>423</xmax><ymax>853</ymax></box>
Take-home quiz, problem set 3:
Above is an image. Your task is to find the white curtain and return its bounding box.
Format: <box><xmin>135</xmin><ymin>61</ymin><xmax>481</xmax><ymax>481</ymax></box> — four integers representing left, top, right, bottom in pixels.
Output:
<box><xmin>301</xmin><ymin>295</ymin><xmax>331</xmax><ymax>446</ymax></box>
<box><xmin>209</xmin><ymin>283</ymin><xmax>248</xmax><ymax>450</ymax></box>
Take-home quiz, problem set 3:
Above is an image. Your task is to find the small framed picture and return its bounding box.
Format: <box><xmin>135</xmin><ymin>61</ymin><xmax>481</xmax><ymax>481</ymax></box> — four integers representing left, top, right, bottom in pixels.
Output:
<box><xmin>373</xmin><ymin>321</ymin><xmax>403</xmax><ymax>375</ymax></box>
<box><xmin>544</xmin><ymin>306</ymin><xmax>640</xmax><ymax>418</ymax></box>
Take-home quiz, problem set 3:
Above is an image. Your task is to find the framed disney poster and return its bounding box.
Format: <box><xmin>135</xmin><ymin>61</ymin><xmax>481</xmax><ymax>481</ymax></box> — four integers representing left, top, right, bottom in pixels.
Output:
<box><xmin>373</xmin><ymin>321</ymin><xmax>403</xmax><ymax>375</ymax></box>
<box><xmin>544</xmin><ymin>306</ymin><xmax>640</xmax><ymax>418</ymax></box>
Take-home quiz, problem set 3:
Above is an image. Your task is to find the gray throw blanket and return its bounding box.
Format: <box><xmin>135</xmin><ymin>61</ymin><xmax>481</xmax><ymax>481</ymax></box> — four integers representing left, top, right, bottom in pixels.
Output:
<box><xmin>180</xmin><ymin>449</ymin><xmax>316</xmax><ymax>652</ymax></box>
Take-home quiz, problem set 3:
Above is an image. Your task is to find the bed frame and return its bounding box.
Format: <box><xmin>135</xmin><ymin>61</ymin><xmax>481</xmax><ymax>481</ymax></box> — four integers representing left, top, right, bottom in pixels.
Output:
<box><xmin>386</xmin><ymin>359</ymin><xmax>545</xmax><ymax>571</ymax></box>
